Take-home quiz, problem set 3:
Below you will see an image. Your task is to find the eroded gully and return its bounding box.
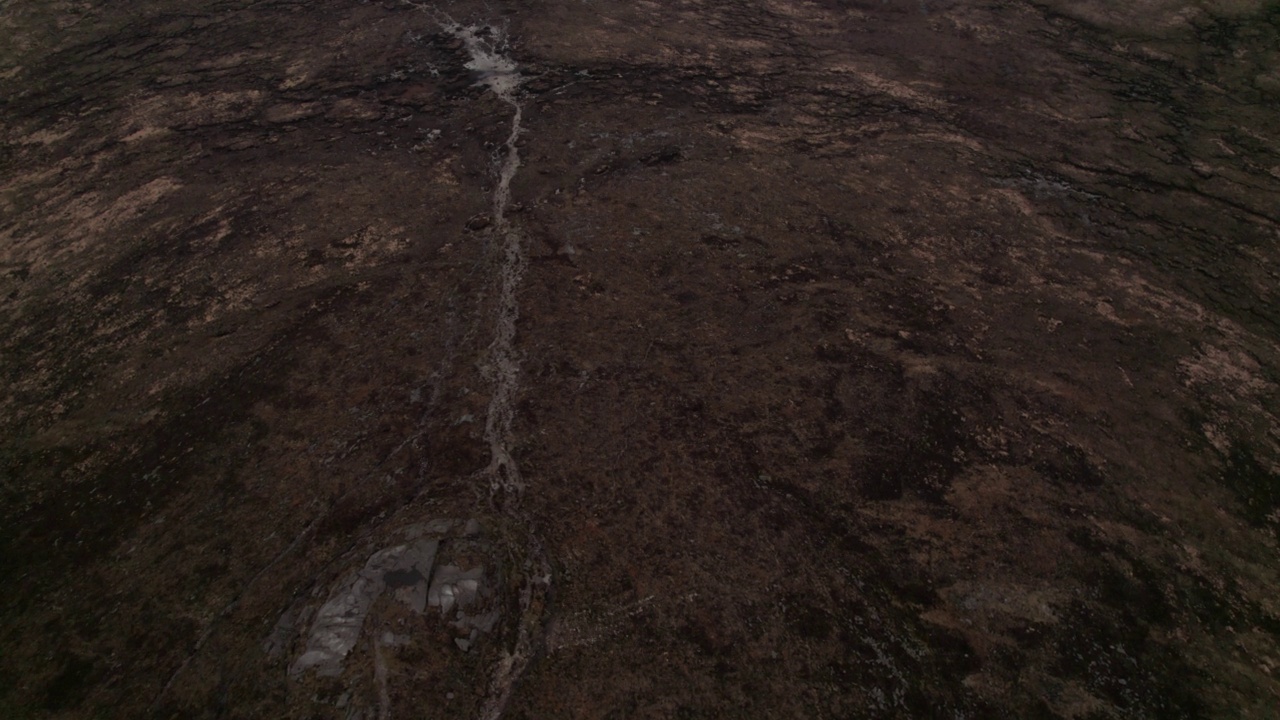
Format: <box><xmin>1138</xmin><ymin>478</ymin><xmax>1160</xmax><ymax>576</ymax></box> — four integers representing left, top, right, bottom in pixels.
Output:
<box><xmin>439</xmin><ymin>19</ymin><xmax>551</xmax><ymax>720</ymax></box>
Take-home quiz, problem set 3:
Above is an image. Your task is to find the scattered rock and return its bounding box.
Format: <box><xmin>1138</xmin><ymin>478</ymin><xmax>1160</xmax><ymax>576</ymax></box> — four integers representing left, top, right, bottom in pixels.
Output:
<box><xmin>291</xmin><ymin>537</ymin><xmax>439</xmax><ymax>677</ymax></box>
<box><xmin>289</xmin><ymin>519</ymin><xmax>502</xmax><ymax>676</ymax></box>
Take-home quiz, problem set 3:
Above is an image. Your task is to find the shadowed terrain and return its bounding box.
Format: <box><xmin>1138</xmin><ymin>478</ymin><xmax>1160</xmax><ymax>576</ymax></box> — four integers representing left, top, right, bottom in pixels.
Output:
<box><xmin>2</xmin><ymin>0</ymin><xmax>1279</xmax><ymax>717</ymax></box>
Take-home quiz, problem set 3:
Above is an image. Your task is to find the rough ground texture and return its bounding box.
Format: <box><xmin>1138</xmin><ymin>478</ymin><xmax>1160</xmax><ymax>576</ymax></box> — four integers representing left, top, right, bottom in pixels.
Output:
<box><xmin>3</xmin><ymin>0</ymin><xmax>1280</xmax><ymax>718</ymax></box>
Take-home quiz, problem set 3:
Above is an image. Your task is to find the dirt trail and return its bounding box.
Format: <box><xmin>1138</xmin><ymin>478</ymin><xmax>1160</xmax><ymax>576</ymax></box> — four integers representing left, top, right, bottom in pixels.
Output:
<box><xmin>443</xmin><ymin>19</ymin><xmax>529</xmax><ymax>499</ymax></box>
<box><xmin>437</xmin><ymin>18</ymin><xmax>551</xmax><ymax>719</ymax></box>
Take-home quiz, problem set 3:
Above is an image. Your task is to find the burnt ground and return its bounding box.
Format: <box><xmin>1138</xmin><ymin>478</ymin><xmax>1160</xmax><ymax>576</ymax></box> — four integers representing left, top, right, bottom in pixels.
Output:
<box><xmin>2</xmin><ymin>0</ymin><xmax>1280</xmax><ymax>718</ymax></box>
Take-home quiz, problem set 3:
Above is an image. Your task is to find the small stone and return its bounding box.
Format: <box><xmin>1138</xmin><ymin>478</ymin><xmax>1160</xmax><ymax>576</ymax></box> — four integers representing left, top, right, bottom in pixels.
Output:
<box><xmin>466</xmin><ymin>215</ymin><xmax>492</xmax><ymax>231</ymax></box>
